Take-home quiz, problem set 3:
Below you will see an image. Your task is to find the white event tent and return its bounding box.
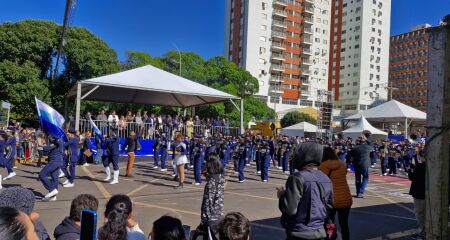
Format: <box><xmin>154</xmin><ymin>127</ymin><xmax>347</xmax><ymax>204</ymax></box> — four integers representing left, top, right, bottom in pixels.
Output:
<box><xmin>280</xmin><ymin>121</ymin><xmax>318</xmax><ymax>137</ymax></box>
<box><xmin>342</xmin><ymin>116</ymin><xmax>387</xmax><ymax>141</ymax></box>
<box><xmin>68</xmin><ymin>65</ymin><xmax>242</xmax><ymax>131</ymax></box>
<box><xmin>344</xmin><ymin>100</ymin><xmax>426</xmax><ymax>138</ymax></box>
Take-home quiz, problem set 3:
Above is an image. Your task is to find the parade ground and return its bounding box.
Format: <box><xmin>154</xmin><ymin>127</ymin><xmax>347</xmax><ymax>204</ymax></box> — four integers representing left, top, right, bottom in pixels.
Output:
<box><xmin>6</xmin><ymin>157</ymin><xmax>418</xmax><ymax>240</ymax></box>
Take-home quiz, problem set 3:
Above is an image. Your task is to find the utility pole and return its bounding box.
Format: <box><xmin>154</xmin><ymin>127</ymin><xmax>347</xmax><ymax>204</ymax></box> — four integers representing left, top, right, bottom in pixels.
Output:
<box><xmin>425</xmin><ymin>18</ymin><xmax>449</xmax><ymax>240</ymax></box>
<box><xmin>53</xmin><ymin>0</ymin><xmax>75</xmax><ymax>81</ymax></box>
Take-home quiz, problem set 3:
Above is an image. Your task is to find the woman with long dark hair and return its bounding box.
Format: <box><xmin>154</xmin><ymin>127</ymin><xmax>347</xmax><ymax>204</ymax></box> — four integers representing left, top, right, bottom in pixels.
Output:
<box><xmin>98</xmin><ymin>195</ymin><xmax>145</xmax><ymax>240</ymax></box>
<box><xmin>319</xmin><ymin>146</ymin><xmax>352</xmax><ymax>240</ymax></box>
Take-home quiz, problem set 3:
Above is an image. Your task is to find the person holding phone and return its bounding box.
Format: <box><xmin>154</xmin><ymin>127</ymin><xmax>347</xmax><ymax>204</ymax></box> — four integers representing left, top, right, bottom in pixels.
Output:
<box><xmin>54</xmin><ymin>194</ymin><xmax>99</xmax><ymax>240</ymax></box>
<box><xmin>98</xmin><ymin>194</ymin><xmax>146</xmax><ymax>240</ymax></box>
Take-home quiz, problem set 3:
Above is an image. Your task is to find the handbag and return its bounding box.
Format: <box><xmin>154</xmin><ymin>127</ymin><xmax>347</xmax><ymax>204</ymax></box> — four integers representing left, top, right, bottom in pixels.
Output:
<box><xmin>317</xmin><ymin>180</ymin><xmax>337</xmax><ymax>240</ymax></box>
<box><xmin>83</xmin><ymin>149</ymin><xmax>92</xmax><ymax>157</ymax></box>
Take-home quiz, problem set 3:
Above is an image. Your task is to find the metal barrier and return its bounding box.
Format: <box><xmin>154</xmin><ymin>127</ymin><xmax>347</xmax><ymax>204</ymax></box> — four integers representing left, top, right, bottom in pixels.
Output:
<box><xmin>78</xmin><ymin>120</ymin><xmax>240</xmax><ymax>139</ymax></box>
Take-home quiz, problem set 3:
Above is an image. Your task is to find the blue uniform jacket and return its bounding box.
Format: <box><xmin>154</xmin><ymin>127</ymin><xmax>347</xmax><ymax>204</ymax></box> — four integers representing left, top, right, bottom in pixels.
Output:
<box><xmin>44</xmin><ymin>138</ymin><xmax>64</xmax><ymax>163</ymax></box>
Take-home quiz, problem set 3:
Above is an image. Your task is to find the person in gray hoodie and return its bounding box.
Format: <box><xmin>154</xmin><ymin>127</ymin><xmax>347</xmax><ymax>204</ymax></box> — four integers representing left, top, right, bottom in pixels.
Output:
<box><xmin>54</xmin><ymin>194</ymin><xmax>99</xmax><ymax>240</ymax></box>
<box><xmin>277</xmin><ymin>142</ymin><xmax>333</xmax><ymax>240</ymax></box>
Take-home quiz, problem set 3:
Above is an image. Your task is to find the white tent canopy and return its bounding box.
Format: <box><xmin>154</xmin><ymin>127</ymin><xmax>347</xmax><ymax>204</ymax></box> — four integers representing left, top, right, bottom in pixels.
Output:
<box><xmin>280</xmin><ymin>121</ymin><xmax>318</xmax><ymax>137</ymax></box>
<box><xmin>344</xmin><ymin>100</ymin><xmax>426</xmax><ymax>122</ymax></box>
<box><xmin>342</xmin><ymin>116</ymin><xmax>387</xmax><ymax>141</ymax></box>
<box><xmin>68</xmin><ymin>65</ymin><xmax>242</xmax><ymax>131</ymax></box>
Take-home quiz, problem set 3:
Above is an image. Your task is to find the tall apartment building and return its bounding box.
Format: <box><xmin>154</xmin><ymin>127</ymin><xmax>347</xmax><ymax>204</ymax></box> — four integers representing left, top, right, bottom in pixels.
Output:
<box><xmin>328</xmin><ymin>0</ymin><xmax>391</xmax><ymax>115</ymax></box>
<box><xmin>224</xmin><ymin>0</ymin><xmax>332</xmax><ymax>113</ymax></box>
<box><xmin>389</xmin><ymin>24</ymin><xmax>430</xmax><ymax>112</ymax></box>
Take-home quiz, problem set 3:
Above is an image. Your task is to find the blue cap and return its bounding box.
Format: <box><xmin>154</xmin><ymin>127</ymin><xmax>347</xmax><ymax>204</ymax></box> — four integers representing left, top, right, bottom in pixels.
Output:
<box><xmin>68</xmin><ymin>129</ymin><xmax>76</xmax><ymax>134</ymax></box>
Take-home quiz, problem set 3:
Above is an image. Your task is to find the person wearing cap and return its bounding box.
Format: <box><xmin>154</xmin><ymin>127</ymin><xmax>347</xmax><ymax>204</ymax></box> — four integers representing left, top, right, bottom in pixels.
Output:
<box><xmin>277</xmin><ymin>142</ymin><xmax>333</xmax><ymax>240</ymax></box>
<box><xmin>0</xmin><ymin>186</ymin><xmax>51</xmax><ymax>240</ymax></box>
<box><xmin>280</xmin><ymin>136</ymin><xmax>291</xmax><ymax>174</ymax></box>
<box><xmin>3</xmin><ymin>127</ymin><xmax>17</xmax><ymax>180</ymax></box>
<box><xmin>61</xmin><ymin>130</ymin><xmax>79</xmax><ymax>188</ymax></box>
<box><xmin>103</xmin><ymin>127</ymin><xmax>120</xmax><ymax>184</ymax></box>
<box><xmin>39</xmin><ymin>135</ymin><xmax>64</xmax><ymax>201</ymax></box>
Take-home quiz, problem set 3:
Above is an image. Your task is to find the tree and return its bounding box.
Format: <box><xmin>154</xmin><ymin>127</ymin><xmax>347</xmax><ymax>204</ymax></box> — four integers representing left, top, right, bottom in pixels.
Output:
<box><xmin>0</xmin><ymin>60</ymin><xmax>51</xmax><ymax>119</ymax></box>
<box><xmin>121</xmin><ymin>51</ymin><xmax>163</xmax><ymax>70</ymax></box>
<box><xmin>280</xmin><ymin>111</ymin><xmax>317</xmax><ymax>128</ymax></box>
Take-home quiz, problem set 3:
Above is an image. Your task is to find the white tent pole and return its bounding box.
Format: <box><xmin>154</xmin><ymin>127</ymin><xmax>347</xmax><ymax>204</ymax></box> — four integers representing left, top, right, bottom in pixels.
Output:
<box><xmin>240</xmin><ymin>98</ymin><xmax>244</xmax><ymax>134</ymax></box>
<box><xmin>75</xmin><ymin>82</ymin><xmax>81</xmax><ymax>131</ymax></box>
<box><xmin>404</xmin><ymin>118</ymin><xmax>408</xmax><ymax>139</ymax></box>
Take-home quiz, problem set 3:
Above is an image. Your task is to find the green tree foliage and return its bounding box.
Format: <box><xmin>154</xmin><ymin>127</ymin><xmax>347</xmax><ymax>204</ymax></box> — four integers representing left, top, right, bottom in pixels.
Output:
<box><xmin>280</xmin><ymin>111</ymin><xmax>317</xmax><ymax>128</ymax></box>
<box><xmin>0</xmin><ymin>61</ymin><xmax>51</xmax><ymax>119</ymax></box>
<box><xmin>121</xmin><ymin>51</ymin><xmax>163</xmax><ymax>70</ymax></box>
<box><xmin>0</xmin><ymin>20</ymin><xmax>119</xmax><ymax>119</ymax></box>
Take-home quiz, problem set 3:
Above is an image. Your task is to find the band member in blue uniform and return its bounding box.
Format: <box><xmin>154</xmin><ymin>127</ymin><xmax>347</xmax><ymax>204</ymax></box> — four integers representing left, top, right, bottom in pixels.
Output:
<box><xmin>281</xmin><ymin>136</ymin><xmax>291</xmax><ymax>174</ymax></box>
<box><xmin>3</xmin><ymin>127</ymin><xmax>17</xmax><ymax>180</ymax></box>
<box><xmin>160</xmin><ymin>133</ymin><xmax>168</xmax><ymax>172</ymax></box>
<box><xmin>61</xmin><ymin>130</ymin><xmax>79</xmax><ymax>188</ymax></box>
<box><xmin>153</xmin><ymin>130</ymin><xmax>161</xmax><ymax>169</ymax></box>
<box><xmin>0</xmin><ymin>131</ymin><xmax>8</xmax><ymax>188</ymax></box>
<box><xmin>39</xmin><ymin>135</ymin><xmax>64</xmax><ymax>201</ymax></box>
<box><xmin>260</xmin><ymin>139</ymin><xmax>271</xmax><ymax>182</ymax></box>
<box><xmin>237</xmin><ymin>137</ymin><xmax>247</xmax><ymax>183</ymax></box>
<box><xmin>104</xmin><ymin>128</ymin><xmax>120</xmax><ymax>184</ymax></box>
<box><xmin>193</xmin><ymin>136</ymin><xmax>205</xmax><ymax>185</ymax></box>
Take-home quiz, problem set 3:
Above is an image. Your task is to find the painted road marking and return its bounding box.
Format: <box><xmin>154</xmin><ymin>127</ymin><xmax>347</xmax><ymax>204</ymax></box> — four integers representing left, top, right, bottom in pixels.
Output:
<box><xmin>81</xmin><ymin>167</ymin><xmax>111</xmax><ymax>199</ymax></box>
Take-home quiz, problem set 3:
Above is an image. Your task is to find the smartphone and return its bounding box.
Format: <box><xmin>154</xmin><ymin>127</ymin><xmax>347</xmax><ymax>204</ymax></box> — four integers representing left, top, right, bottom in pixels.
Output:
<box><xmin>182</xmin><ymin>225</ymin><xmax>191</xmax><ymax>240</ymax></box>
<box><xmin>80</xmin><ymin>209</ymin><xmax>97</xmax><ymax>240</ymax></box>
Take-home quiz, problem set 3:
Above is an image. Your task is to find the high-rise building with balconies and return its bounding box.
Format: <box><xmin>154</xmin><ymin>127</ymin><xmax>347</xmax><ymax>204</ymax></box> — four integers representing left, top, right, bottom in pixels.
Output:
<box><xmin>328</xmin><ymin>0</ymin><xmax>391</xmax><ymax>115</ymax></box>
<box><xmin>224</xmin><ymin>0</ymin><xmax>332</xmax><ymax>113</ymax></box>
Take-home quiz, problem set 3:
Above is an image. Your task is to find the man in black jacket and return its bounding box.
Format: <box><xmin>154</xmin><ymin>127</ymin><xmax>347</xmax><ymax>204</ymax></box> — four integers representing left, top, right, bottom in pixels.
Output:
<box><xmin>349</xmin><ymin>133</ymin><xmax>373</xmax><ymax>198</ymax></box>
<box><xmin>124</xmin><ymin>131</ymin><xmax>139</xmax><ymax>177</ymax></box>
<box><xmin>54</xmin><ymin>194</ymin><xmax>99</xmax><ymax>240</ymax></box>
<box><xmin>408</xmin><ymin>149</ymin><xmax>425</xmax><ymax>239</ymax></box>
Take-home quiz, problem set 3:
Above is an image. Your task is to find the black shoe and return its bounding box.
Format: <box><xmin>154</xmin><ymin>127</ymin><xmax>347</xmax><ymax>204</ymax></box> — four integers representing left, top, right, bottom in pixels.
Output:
<box><xmin>174</xmin><ymin>183</ymin><xmax>183</xmax><ymax>189</ymax></box>
<box><xmin>356</xmin><ymin>193</ymin><xmax>365</xmax><ymax>198</ymax></box>
<box><xmin>173</xmin><ymin>176</ymin><xmax>179</xmax><ymax>181</ymax></box>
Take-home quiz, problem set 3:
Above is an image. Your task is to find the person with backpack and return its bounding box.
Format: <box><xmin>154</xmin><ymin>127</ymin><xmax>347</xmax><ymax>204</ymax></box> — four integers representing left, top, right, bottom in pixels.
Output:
<box><xmin>277</xmin><ymin>142</ymin><xmax>333</xmax><ymax>240</ymax></box>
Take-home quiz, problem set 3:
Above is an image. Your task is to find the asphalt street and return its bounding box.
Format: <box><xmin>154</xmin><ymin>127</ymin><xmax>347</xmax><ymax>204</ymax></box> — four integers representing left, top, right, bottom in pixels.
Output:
<box><xmin>2</xmin><ymin>157</ymin><xmax>418</xmax><ymax>240</ymax></box>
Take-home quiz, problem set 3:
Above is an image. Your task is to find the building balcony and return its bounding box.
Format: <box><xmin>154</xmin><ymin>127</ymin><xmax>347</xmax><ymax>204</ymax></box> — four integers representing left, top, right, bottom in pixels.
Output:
<box><xmin>270</xmin><ymin>76</ymin><xmax>283</xmax><ymax>83</ymax></box>
<box><xmin>304</xmin><ymin>0</ymin><xmax>314</xmax><ymax>4</ymax></box>
<box><xmin>301</xmin><ymin>68</ymin><xmax>311</xmax><ymax>75</ymax></box>
<box><xmin>301</xmin><ymin>91</ymin><xmax>311</xmax><ymax>96</ymax></box>
<box><xmin>303</xmin><ymin>27</ymin><xmax>313</xmax><ymax>34</ymax></box>
<box><xmin>271</xmin><ymin>53</ymin><xmax>284</xmax><ymax>61</ymax></box>
<box><xmin>271</xmin><ymin>42</ymin><xmax>286</xmax><ymax>51</ymax></box>
<box><xmin>302</xmin><ymin>48</ymin><xmax>312</xmax><ymax>55</ymax></box>
<box><xmin>304</xmin><ymin>6</ymin><xmax>314</xmax><ymax>15</ymax></box>
<box><xmin>303</xmin><ymin>37</ymin><xmax>312</xmax><ymax>44</ymax></box>
<box><xmin>272</xmin><ymin>20</ymin><xmax>287</xmax><ymax>29</ymax></box>
<box><xmin>269</xmin><ymin>86</ymin><xmax>284</xmax><ymax>95</ymax></box>
<box><xmin>301</xmin><ymin>58</ymin><xmax>312</xmax><ymax>65</ymax></box>
<box><xmin>273</xmin><ymin>9</ymin><xmax>287</xmax><ymax>18</ymax></box>
<box><xmin>304</xmin><ymin>17</ymin><xmax>313</xmax><ymax>24</ymax></box>
<box><xmin>270</xmin><ymin>64</ymin><xmax>284</xmax><ymax>72</ymax></box>
<box><xmin>273</xmin><ymin>0</ymin><xmax>288</xmax><ymax>7</ymax></box>
<box><xmin>271</xmin><ymin>31</ymin><xmax>287</xmax><ymax>39</ymax></box>
<box><xmin>301</xmin><ymin>78</ymin><xmax>310</xmax><ymax>85</ymax></box>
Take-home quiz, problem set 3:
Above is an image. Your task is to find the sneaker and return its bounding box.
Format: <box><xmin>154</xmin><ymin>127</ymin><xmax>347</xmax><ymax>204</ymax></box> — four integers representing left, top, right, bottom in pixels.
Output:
<box><xmin>171</xmin><ymin>173</ymin><xmax>177</xmax><ymax>177</ymax></box>
<box><xmin>153</xmin><ymin>166</ymin><xmax>159</xmax><ymax>169</ymax></box>
<box><xmin>277</xmin><ymin>166</ymin><xmax>282</xmax><ymax>170</ymax></box>
<box><xmin>104</xmin><ymin>176</ymin><xmax>111</xmax><ymax>182</ymax></box>
<box><xmin>160</xmin><ymin>168</ymin><xmax>167</xmax><ymax>172</ymax></box>
<box><xmin>246</xmin><ymin>164</ymin><xmax>250</xmax><ymax>166</ymax></box>
<box><xmin>283</xmin><ymin>171</ymin><xmax>290</xmax><ymax>174</ymax></box>
<box><xmin>383</xmin><ymin>173</ymin><xmax>388</xmax><ymax>176</ymax></box>
<box><xmin>238</xmin><ymin>180</ymin><xmax>245</xmax><ymax>183</ymax></box>
<box><xmin>62</xmin><ymin>180</ymin><xmax>69</xmax><ymax>185</ymax></box>
<box><xmin>58</xmin><ymin>171</ymin><xmax>65</xmax><ymax>178</ymax></box>
<box><xmin>257</xmin><ymin>171</ymin><xmax>261</xmax><ymax>174</ymax></box>
<box><xmin>193</xmin><ymin>182</ymin><xmax>200</xmax><ymax>186</ymax></box>
<box><xmin>110</xmin><ymin>180</ymin><xmax>119</xmax><ymax>185</ymax></box>
<box><xmin>263</xmin><ymin>180</ymin><xmax>268</xmax><ymax>182</ymax></box>
<box><xmin>42</xmin><ymin>196</ymin><xmax>57</xmax><ymax>202</ymax></box>
<box><xmin>3</xmin><ymin>172</ymin><xmax>16</xmax><ymax>180</ymax></box>
<box><xmin>82</xmin><ymin>163</ymin><xmax>89</xmax><ymax>167</ymax></box>
<box><xmin>63</xmin><ymin>183</ymin><xmax>74</xmax><ymax>188</ymax></box>
<box><xmin>371</xmin><ymin>165</ymin><xmax>375</xmax><ymax>168</ymax></box>
<box><xmin>356</xmin><ymin>193</ymin><xmax>365</xmax><ymax>198</ymax></box>
<box><xmin>189</xmin><ymin>165</ymin><xmax>194</xmax><ymax>168</ymax></box>
<box><xmin>44</xmin><ymin>189</ymin><xmax>58</xmax><ymax>199</ymax></box>
<box><xmin>234</xmin><ymin>171</ymin><xmax>238</xmax><ymax>174</ymax></box>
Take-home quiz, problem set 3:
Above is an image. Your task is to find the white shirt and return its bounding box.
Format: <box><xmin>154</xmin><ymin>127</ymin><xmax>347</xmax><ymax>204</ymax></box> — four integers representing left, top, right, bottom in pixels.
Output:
<box><xmin>108</xmin><ymin>114</ymin><xmax>119</xmax><ymax>123</ymax></box>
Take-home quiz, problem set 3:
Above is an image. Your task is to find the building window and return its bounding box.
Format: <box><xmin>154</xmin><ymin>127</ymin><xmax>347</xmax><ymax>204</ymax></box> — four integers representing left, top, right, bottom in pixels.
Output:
<box><xmin>259</xmin><ymin>47</ymin><xmax>266</xmax><ymax>54</ymax></box>
<box><xmin>260</xmin><ymin>25</ymin><xmax>267</xmax><ymax>31</ymax></box>
<box><xmin>262</xmin><ymin>2</ymin><xmax>267</xmax><ymax>10</ymax></box>
<box><xmin>261</xmin><ymin>13</ymin><xmax>267</xmax><ymax>19</ymax></box>
<box><xmin>259</xmin><ymin>36</ymin><xmax>266</xmax><ymax>42</ymax></box>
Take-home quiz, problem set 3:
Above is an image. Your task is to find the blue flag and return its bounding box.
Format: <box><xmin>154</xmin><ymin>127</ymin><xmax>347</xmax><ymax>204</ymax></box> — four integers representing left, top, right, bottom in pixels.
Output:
<box><xmin>35</xmin><ymin>97</ymin><xmax>68</xmax><ymax>141</ymax></box>
<box><xmin>89</xmin><ymin>117</ymin><xmax>103</xmax><ymax>139</ymax></box>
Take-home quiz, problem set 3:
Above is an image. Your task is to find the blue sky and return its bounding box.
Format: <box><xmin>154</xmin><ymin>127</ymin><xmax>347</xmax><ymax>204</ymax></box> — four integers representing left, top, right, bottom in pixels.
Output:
<box><xmin>0</xmin><ymin>0</ymin><xmax>449</xmax><ymax>61</ymax></box>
